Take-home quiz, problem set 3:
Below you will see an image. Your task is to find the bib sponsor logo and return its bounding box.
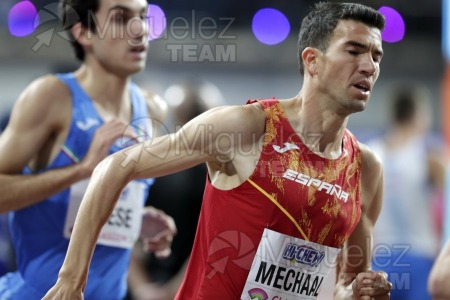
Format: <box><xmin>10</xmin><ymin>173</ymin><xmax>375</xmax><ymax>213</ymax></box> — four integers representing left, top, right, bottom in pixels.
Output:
<box><xmin>282</xmin><ymin>244</ymin><xmax>325</xmax><ymax>268</ymax></box>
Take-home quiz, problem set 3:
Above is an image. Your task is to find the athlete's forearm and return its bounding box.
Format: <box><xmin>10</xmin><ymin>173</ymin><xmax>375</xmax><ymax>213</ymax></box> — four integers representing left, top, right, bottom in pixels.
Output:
<box><xmin>57</xmin><ymin>156</ymin><xmax>131</xmax><ymax>287</ymax></box>
<box><xmin>0</xmin><ymin>164</ymin><xmax>89</xmax><ymax>213</ymax></box>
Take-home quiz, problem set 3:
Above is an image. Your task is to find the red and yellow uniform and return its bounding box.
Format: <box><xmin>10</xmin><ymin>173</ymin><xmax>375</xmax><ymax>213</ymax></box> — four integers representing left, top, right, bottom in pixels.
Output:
<box><xmin>176</xmin><ymin>99</ymin><xmax>362</xmax><ymax>299</ymax></box>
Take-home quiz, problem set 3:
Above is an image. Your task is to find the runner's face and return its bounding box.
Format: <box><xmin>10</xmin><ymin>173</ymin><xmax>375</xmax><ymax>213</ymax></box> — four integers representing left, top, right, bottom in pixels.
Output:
<box><xmin>89</xmin><ymin>0</ymin><xmax>149</xmax><ymax>75</ymax></box>
<box><xmin>315</xmin><ymin>20</ymin><xmax>383</xmax><ymax>114</ymax></box>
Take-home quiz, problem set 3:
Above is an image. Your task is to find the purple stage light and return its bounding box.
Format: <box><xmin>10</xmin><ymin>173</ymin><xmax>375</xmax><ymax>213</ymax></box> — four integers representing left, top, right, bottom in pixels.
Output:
<box><xmin>378</xmin><ymin>6</ymin><xmax>405</xmax><ymax>43</ymax></box>
<box><xmin>8</xmin><ymin>1</ymin><xmax>39</xmax><ymax>37</ymax></box>
<box><xmin>252</xmin><ymin>8</ymin><xmax>290</xmax><ymax>45</ymax></box>
<box><xmin>147</xmin><ymin>4</ymin><xmax>166</xmax><ymax>41</ymax></box>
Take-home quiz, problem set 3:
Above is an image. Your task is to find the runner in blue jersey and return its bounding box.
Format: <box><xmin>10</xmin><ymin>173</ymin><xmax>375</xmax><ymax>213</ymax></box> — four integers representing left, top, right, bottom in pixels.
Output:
<box><xmin>0</xmin><ymin>0</ymin><xmax>176</xmax><ymax>299</ymax></box>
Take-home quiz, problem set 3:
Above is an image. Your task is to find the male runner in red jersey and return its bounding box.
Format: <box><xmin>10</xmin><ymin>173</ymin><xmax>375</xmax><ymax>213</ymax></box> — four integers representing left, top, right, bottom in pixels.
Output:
<box><xmin>44</xmin><ymin>2</ymin><xmax>392</xmax><ymax>299</ymax></box>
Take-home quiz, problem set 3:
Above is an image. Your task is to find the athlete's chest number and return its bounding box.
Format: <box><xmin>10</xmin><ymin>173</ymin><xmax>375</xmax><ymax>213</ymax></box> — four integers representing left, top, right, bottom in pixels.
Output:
<box><xmin>107</xmin><ymin>207</ymin><xmax>133</xmax><ymax>228</ymax></box>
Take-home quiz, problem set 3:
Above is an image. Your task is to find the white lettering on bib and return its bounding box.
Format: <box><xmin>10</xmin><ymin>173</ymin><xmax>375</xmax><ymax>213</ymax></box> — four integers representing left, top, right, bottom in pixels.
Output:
<box><xmin>64</xmin><ymin>178</ymin><xmax>145</xmax><ymax>249</ymax></box>
<box><xmin>241</xmin><ymin>229</ymin><xmax>340</xmax><ymax>300</ymax></box>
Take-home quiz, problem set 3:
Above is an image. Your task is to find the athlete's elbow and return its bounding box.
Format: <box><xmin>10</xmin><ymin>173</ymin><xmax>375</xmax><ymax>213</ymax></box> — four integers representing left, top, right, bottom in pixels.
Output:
<box><xmin>93</xmin><ymin>154</ymin><xmax>133</xmax><ymax>185</ymax></box>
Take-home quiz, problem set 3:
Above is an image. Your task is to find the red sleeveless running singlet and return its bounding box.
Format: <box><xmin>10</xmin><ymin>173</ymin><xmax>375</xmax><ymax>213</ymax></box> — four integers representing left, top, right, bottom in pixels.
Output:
<box><xmin>175</xmin><ymin>99</ymin><xmax>362</xmax><ymax>299</ymax></box>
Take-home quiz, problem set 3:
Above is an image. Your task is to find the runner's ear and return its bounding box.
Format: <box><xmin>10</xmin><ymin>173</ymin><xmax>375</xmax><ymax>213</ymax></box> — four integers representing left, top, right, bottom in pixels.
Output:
<box><xmin>302</xmin><ymin>47</ymin><xmax>320</xmax><ymax>76</ymax></box>
<box><xmin>71</xmin><ymin>22</ymin><xmax>93</xmax><ymax>49</ymax></box>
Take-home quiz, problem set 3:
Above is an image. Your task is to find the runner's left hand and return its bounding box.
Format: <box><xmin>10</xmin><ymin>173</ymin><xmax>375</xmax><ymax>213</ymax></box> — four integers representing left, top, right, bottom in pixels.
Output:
<box><xmin>352</xmin><ymin>270</ymin><xmax>392</xmax><ymax>300</ymax></box>
<box><xmin>139</xmin><ymin>206</ymin><xmax>177</xmax><ymax>258</ymax></box>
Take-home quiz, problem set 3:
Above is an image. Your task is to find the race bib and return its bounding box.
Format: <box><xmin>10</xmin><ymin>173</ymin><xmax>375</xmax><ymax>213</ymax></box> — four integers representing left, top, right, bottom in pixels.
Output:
<box><xmin>241</xmin><ymin>229</ymin><xmax>340</xmax><ymax>300</ymax></box>
<box><xmin>64</xmin><ymin>179</ymin><xmax>145</xmax><ymax>249</ymax></box>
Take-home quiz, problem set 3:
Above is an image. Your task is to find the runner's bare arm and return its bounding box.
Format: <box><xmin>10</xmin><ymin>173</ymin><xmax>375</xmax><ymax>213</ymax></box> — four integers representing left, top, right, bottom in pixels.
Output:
<box><xmin>0</xmin><ymin>75</ymin><xmax>137</xmax><ymax>213</ymax></box>
<box><xmin>334</xmin><ymin>145</ymin><xmax>391</xmax><ymax>299</ymax></box>
<box><xmin>0</xmin><ymin>76</ymin><xmax>91</xmax><ymax>212</ymax></box>
<box><xmin>428</xmin><ymin>240</ymin><xmax>450</xmax><ymax>299</ymax></box>
<box><xmin>43</xmin><ymin>104</ymin><xmax>264</xmax><ymax>299</ymax></box>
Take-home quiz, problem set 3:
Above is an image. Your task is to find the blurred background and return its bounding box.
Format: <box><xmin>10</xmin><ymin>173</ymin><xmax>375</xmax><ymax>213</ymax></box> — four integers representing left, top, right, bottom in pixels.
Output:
<box><xmin>0</xmin><ymin>0</ymin><xmax>444</xmax><ymax>138</ymax></box>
